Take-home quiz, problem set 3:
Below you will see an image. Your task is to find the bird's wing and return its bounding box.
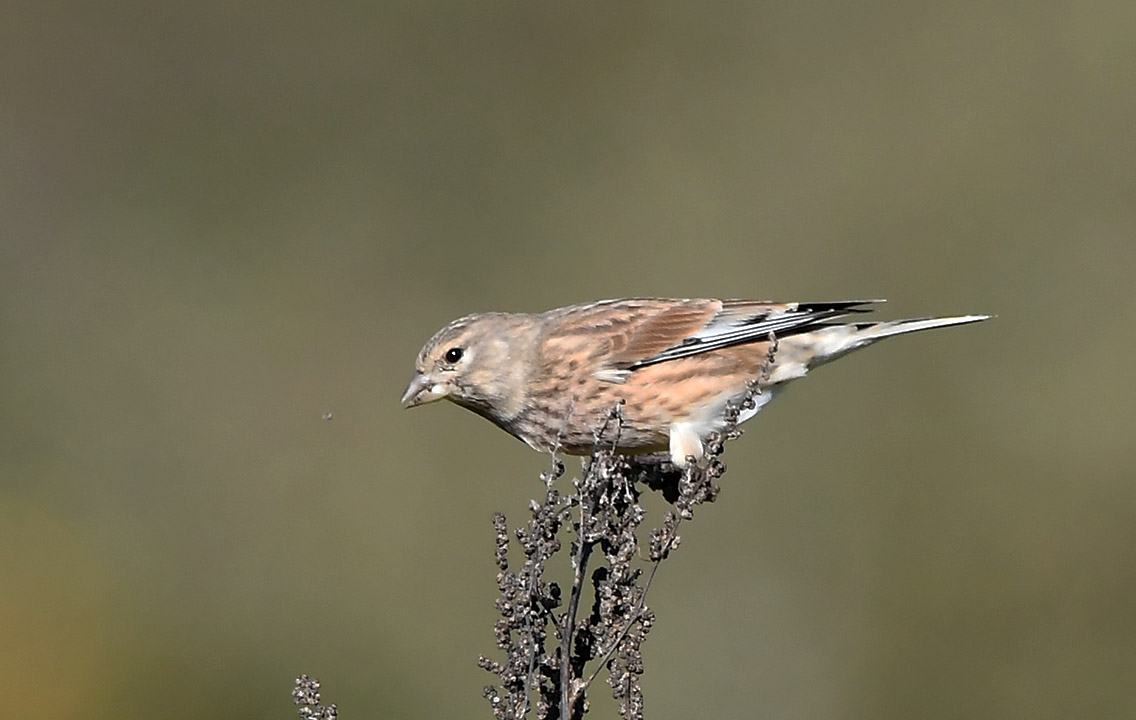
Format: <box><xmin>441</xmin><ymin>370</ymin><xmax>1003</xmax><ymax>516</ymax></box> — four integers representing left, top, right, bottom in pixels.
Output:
<box><xmin>604</xmin><ymin>299</ymin><xmax>722</xmax><ymax>366</ymax></box>
<box><xmin>616</xmin><ymin>299</ymin><xmax>882</xmax><ymax>370</ymax></box>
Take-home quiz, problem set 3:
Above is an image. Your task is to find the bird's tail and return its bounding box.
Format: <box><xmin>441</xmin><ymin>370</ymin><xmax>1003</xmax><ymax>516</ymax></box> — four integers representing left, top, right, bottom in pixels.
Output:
<box><xmin>853</xmin><ymin>314</ymin><xmax>992</xmax><ymax>341</ymax></box>
<box><xmin>769</xmin><ymin>313</ymin><xmax>991</xmax><ymax>382</ymax></box>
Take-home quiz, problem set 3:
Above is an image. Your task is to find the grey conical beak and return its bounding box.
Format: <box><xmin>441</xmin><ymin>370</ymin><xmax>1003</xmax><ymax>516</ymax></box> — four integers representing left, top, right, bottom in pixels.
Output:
<box><xmin>401</xmin><ymin>373</ymin><xmax>448</xmax><ymax>407</ymax></box>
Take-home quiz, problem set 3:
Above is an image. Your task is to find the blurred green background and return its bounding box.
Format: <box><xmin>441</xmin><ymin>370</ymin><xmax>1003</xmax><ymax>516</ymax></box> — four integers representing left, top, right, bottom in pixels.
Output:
<box><xmin>3</xmin><ymin>1</ymin><xmax>1134</xmax><ymax>718</ymax></box>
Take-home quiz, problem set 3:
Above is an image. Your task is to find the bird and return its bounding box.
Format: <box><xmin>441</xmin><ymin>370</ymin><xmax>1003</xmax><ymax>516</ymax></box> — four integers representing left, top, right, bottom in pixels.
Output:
<box><xmin>401</xmin><ymin>298</ymin><xmax>989</xmax><ymax>466</ymax></box>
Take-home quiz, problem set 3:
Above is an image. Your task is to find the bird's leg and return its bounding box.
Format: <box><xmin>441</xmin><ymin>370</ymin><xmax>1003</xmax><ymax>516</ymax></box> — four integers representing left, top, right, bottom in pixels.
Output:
<box><xmin>626</xmin><ymin>453</ymin><xmax>683</xmax><ymax>504</ymax></box>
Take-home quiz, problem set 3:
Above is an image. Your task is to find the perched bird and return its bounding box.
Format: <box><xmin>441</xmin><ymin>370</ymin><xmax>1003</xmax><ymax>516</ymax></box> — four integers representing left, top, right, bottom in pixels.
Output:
<box><xmin>401</xmin><ymin>298</ymin><xmax>989</xmax><ymax>465</ymax></box>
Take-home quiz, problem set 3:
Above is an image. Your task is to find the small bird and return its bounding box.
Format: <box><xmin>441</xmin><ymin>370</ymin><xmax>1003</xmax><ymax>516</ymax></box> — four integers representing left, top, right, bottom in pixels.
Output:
<box><xmin>402</xmin><ymin>298</ymin><xmax>989</xmax><ymax>465</ymax></box>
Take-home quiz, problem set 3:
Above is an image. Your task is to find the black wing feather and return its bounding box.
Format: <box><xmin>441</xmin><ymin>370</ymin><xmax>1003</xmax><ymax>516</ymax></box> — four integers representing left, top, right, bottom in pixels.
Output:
<box><xmin>625</xmin><ymin>300</ymin><xmax>880</xmax><ymax>370</ymax></box>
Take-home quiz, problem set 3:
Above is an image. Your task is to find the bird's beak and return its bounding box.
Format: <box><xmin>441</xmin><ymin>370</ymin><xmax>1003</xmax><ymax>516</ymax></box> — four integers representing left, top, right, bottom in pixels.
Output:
<box><xmin>401</xmin><ymin>373</ymin><xmax>449</xmax><ymax>408</ymax></box>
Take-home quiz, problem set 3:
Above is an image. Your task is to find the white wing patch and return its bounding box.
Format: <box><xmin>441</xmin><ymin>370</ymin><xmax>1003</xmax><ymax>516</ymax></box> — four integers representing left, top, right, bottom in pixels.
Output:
<box><xmin>593</xmin><ymin>368</ymin><xmax>631</xmax><ymax>384</ymax></box>
<box><xmin>688</xmin><ymin>303</ymin><xmax>799</xmax><ymax>341</ymax></box>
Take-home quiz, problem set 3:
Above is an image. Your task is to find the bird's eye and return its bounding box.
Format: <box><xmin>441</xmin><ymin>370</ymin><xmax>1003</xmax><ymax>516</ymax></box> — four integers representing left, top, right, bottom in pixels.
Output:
<box><xmin>444</xmin><ymin>347</ymin><xmax>464</xmax><ymax>364</ymax></box>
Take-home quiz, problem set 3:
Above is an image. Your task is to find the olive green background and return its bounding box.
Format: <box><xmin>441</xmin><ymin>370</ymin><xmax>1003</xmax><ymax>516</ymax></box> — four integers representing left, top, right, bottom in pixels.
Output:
<box><xmin>3</xmin><ymin>2</ymin><xmax>1134</xmax><ymax>718</ymax></box>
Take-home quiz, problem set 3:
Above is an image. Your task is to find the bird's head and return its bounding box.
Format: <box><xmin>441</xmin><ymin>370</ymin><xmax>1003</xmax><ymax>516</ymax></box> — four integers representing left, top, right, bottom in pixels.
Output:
<box><xmin>401</xmin><ymin>312</ymin><xmax>540</xmax><ymax>422</ymax></box>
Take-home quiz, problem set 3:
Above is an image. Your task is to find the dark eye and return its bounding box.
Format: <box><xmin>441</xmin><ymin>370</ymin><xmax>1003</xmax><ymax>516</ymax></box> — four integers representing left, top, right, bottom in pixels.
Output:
<box><xmin>444</xmin><ymin>347</ymin><xmax>464</xmax><ymax>364</ymax></box>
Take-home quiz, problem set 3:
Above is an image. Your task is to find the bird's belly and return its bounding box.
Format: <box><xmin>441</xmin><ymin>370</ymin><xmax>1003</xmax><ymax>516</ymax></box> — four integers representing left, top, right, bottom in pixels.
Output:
<box><xmin>510</xmin><ymin>361</ymin><xmax>781</xmax><ymax>456</ymax></box>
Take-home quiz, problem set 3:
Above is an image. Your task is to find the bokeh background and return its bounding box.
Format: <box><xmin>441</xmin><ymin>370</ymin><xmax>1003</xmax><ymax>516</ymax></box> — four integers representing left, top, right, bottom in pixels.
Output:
<box><xmin>3</xmin><ymin>2</ymin><xmax>1135</xmax><ymax>718</ymax></box>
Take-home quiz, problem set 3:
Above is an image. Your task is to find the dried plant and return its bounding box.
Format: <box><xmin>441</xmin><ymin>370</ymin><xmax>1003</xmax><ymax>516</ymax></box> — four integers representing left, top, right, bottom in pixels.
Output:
<box><xmin>294</xmin><ymin>338</ymin><xmax>777</xmax><ymax>719</ymax></box>
<box><xmin>478</xmin><ymin>336</ymin><xmax>777</xmax><ymax>719</ymax></box>
<box><xmin>293</xmin><ymin>674</ymin><xmax>337</xmax><ymax>720</ymax></box>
